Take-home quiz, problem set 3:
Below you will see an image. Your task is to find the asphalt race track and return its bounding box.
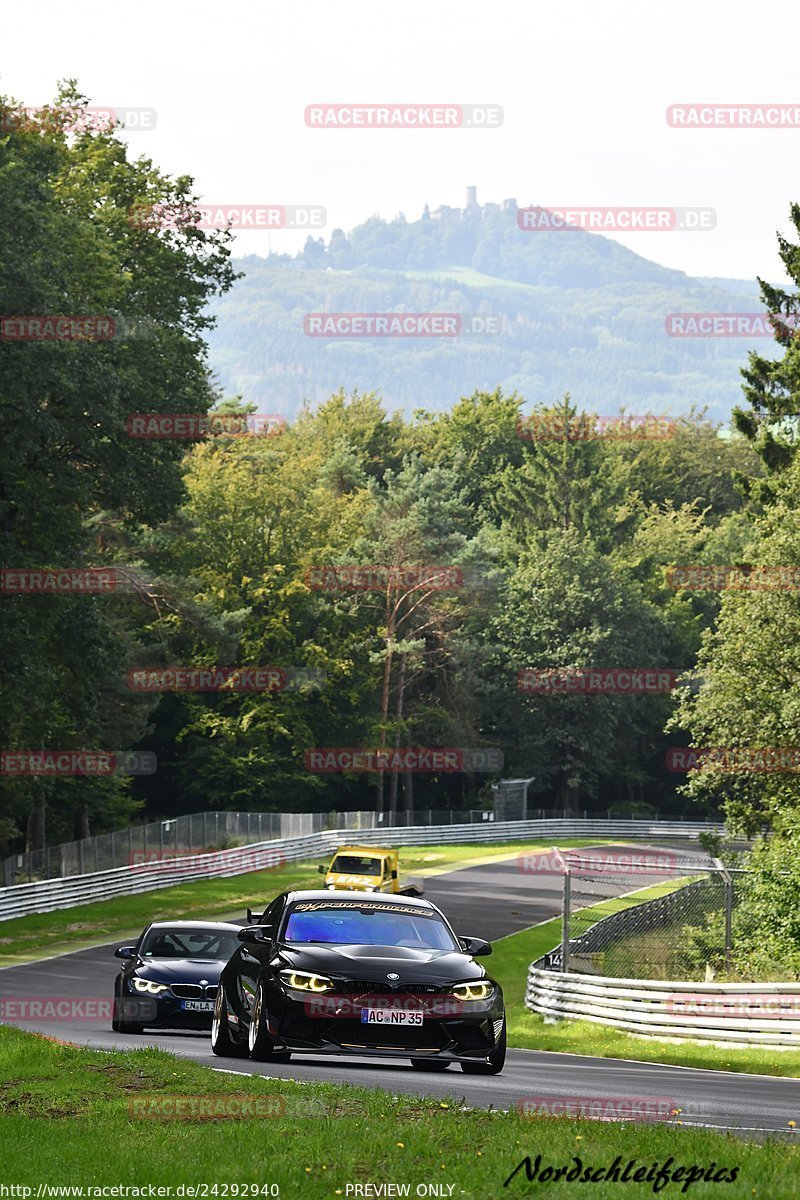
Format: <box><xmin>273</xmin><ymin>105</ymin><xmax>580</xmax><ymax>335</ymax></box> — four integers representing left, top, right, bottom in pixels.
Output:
<box><xmin>1</xmin><ymin>844</ymin><xmax>797</xmax><ymax>1137</ymax></box>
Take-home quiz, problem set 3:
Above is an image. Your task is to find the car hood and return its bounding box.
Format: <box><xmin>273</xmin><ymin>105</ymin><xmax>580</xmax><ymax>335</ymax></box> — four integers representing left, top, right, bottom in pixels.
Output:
<box><xmin>134</xmin><ymin>959</ymin><xmax>224</xmax><ymax>982</ymax></box>
<box><xmin>275</xmin><ymin>943</ymin><xmax>488</xmax><ymax>986</ymax></box>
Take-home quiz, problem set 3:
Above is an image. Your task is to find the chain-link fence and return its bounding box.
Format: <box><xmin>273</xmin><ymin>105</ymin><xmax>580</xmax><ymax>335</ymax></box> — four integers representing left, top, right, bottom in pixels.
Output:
<box><xmin>532</xmin><ymin>846</ymin><xmax>760</xmax><ymax>981</ymax></box>
<box><xmin>4</xmin><ymin>805</ymin><xmax>508</xmax><ymax>885</ymax></box>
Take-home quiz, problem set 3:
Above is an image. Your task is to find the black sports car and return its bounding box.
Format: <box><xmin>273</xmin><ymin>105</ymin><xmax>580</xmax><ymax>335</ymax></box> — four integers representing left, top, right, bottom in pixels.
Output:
<box><xmin>211</xmin><ymin>890</ymin><xmax>506</xmax><ymax>1073</ymax></box>
<box><xmin>112</xmin><ymin>920</ymin><xmax>241</xmax><ymax>1033</ymax></box>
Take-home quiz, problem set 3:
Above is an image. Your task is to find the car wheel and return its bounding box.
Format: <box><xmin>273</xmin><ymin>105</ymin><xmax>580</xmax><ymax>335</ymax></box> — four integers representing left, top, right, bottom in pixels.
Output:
<box><xmin>410</xmin><ymin>1058</ymin><xmax>450</xmax><ymax>1071</ymax></box>
<box><xmin>112</xmin><ymin>995</ymin><xmax>144</xmax><ymax>1035</ymax></box>
<box><xmin>211</xmin><ymin>988</ymin><xmax>247</xmax><ymax>1058</ymax></box>
<box><xmin>248</xmin><ymin>980</ymin><xmax>284</xmax><ymax>1061</ymax></box>
<box><xmin>460</xmin><ymin>1019</ymin><xmax>506</xmax><ymax>1075</ymax></box>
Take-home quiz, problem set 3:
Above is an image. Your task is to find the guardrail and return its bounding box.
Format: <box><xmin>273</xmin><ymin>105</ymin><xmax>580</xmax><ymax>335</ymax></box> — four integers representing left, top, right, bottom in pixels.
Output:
<box><xmin>0</xmin><ymin>817</ymin><xmax>721</xmax><ymax>923</ymax></box>
<box><xmin>525</xmin><ymin>966</ymin><xmax>800</xmax><ymax>1046</ymax></box>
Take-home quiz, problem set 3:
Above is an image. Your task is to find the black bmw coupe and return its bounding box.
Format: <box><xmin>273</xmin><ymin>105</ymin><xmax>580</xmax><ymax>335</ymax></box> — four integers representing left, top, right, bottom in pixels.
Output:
<box><xmin>211</xmin><ymin>890</ymin><xmax>506</xmax><ymax>1073</ymax></box>
<box><xmin>112</xmin><ymin>920</ymin><xmax>241</xmax><ymax>1033</ymax></box>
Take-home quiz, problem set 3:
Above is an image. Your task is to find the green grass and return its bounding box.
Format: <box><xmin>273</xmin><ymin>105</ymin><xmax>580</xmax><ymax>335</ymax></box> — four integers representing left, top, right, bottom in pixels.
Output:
<box><xmin>0</xmin><ymin>839</ymin><xmax>604</xmax><ymax>963</ymax></box>
<box><xmin>0</xmin><ymin>1025</ymin><xmax>795</xmax><ymax>1196</ymax></box>
<box><xmin>490</xmin><ymin>886</ymin><xmax>800</xmax><ymax>1077</ymax></box>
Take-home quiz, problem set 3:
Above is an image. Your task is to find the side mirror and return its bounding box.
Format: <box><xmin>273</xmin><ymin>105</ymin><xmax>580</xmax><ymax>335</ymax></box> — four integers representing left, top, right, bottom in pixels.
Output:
<box><xmin>459</xmin><ymin>936</ymin><xmax>492</xmax><ymax>957</ymax></box>
<box><xmin>237</xmin><ymin>926</ymin><xmax>272</xmax><ymax>945</ymax></box>
<box><xmin>246</xmin><ymin>908</ymin><xmax>264</xmax><ymax>924</ymax></box>
<box><xmin>391</xmin><ymin>869</ymin><xmax>398</xmax><ymax>880</ymax></box>
<box><xmin>115</xmin><ymin>945</ymin><xmax>136</xmax><ymax>959</ymax></box>
<box><xmin>318</xmin><ymin>864</ymin><xmax>325</xmax><ymax>874</ymax></box>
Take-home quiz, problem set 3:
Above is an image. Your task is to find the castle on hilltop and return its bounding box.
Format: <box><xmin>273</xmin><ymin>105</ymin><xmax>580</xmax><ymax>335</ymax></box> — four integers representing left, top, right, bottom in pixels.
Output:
<box><xmin>428</xmin><ymin>186</ymin><xmax>517</xmax><ymax>220</ymax></box>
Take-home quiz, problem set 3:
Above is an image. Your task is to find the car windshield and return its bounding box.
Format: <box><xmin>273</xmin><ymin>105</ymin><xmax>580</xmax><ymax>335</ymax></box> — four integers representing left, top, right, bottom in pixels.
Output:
<box><xmin>331</xmin><ymin>855</ymin><xmax>382</xmax><ymax>874</ymax></box>
<box><xmin>282</xmin><ymin>904</ymin><xmax>457</xmax><ymax>950</ymax></box>
<box><xmin>140</xmin><ymin>928</ymin><xmax>239</xmax><ymax>960</ymax></box>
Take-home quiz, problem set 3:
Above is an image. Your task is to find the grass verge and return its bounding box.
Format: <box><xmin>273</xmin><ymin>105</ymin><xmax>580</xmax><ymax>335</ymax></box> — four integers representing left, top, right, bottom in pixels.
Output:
<box><xmin>0</xmin><ymin>839</ymin><xmax>604</xmax><ymax>963</ymax></box>
<box><xmin>491</xmin><ymin>884</ymin><xmax>800</xmax><ymax>1077</ymax></box>
<box><xmin>0</xmin><ymin>1025</ymin><xmax>794</xmax><ymax>1197</ymax></box>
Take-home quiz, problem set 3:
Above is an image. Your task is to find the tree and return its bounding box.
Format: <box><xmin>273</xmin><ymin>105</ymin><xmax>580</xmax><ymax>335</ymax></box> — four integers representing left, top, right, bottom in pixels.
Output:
<box><xmin>0</xmin><ymin>84</ymin><xmax>237</xmax><ymax>843</ymax></box>
<box><xmin>734</xmin><ymin>202</ymin><xmax>800</xmax><ymax>484</ymax></box>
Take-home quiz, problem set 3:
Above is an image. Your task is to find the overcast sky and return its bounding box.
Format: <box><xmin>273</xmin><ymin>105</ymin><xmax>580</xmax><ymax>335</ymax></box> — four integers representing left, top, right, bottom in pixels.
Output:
<box><xmin>4</xmin><ymin>0</ymin><xmax>799</xmax><ymax>281</ymax></box>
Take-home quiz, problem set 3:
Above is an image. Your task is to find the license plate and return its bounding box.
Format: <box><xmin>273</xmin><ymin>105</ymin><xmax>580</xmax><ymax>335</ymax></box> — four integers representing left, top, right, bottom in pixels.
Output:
<box><xmin>182</xmin><ymin>1000</ymin><xmax>215</xmax><ymax>1012</ymax></box>
<box><xmin>360</xmin><ymin>1008</ymin><xmax>423</xmax><ymax>1026</ymax></box>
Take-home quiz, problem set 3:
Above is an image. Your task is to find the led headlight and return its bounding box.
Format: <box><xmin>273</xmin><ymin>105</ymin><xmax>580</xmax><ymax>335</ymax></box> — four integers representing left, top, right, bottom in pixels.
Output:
<box><xmin>279</xmin><ymin>969</ymin><xmax>334</xmax><ymax>993</ymax></box>
<box><xmin>132</xmin><ymin>978</ymin><xmax>170</xmax><ymax>994</ymax></box>
<box><xmin>450</xmin><ymin>981</ymin><xmax>494</xmax><ymax>1002</ymax></box>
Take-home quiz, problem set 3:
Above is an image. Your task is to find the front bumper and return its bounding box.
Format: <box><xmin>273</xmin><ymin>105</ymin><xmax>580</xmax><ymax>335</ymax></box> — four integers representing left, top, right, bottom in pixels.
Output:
<box><xmin>121</xmin><ymin>988</ymin><xmax>218</xmax><ymax>1029</ymax></box>
<box><xmin>265</xmin><ymin>986</ymin><xmax>505</xmax><ymax>1062</ymax></box>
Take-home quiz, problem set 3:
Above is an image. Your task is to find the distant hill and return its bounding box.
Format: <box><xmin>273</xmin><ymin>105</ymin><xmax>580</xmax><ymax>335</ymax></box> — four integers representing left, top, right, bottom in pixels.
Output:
<box><xmin>205</xmin><ymin>198</ymin><xmax>774</xmax><ymax>423</ymax></box>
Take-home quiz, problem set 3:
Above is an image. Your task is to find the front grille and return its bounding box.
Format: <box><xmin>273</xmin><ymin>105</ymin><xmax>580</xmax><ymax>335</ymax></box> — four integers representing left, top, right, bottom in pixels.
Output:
<box><xmin>171</xmin><ymin>984</ymin><xmax>218</xmax><ymax>999</ymax></box>
<box><xmin>336</xmin><ymin>981</ymin><xmax>444</xmax><ymax>996</ymax></box>
<box><xmin>332</xmin><ymin>1020</ymin><xmax>448</xmax><ymax>1050</ymax></box>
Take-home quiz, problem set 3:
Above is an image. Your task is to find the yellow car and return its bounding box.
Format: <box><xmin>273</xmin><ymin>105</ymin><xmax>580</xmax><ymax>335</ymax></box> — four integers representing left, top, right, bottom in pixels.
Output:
<box><xmin>318</xmin><ymin>847</ymin><xmax>423</xmax><ymax>895</ymax></box>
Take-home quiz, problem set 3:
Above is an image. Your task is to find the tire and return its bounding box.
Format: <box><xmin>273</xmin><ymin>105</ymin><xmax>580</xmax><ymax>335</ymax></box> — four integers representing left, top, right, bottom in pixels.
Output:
<box><xmin>211</xmin><ymin>988</ymin><xmax>248</xmax><ymax>1058</ymax></box>
<box><xmin>460</xmin><ymin>1019</ymin><xmax>506</xmax><ymax>1075</ymax></box>
<box><xmin>410</xmin><ymin>1058</ymin><xmax>450</xmax><ymax>1071</ymax></box>
<box><xmin>248</xmin><ymin>980</ymin><xmax>290</xmax><ymax>1062</ymax></box>
<box><xmin>112</xmin><ymin>994</ymin><xmax>144</xmax><ymax>1035</ymax></box>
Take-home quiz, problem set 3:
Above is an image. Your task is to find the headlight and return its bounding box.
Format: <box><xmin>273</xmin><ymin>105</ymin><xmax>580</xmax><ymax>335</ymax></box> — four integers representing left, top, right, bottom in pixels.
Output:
<box><xmin>132</xmin><ymin>978</ymin><xmax>170</xmax><ymax>994</ymax></box>
<box><xmin>279</xmin><ymin>969</ymin><xmax>334</xmax><ymax>993</ymax></box>
<box><xmin>450</xmin><ymin>981</ymin><xmax>494</xmax><ymax>1001</ymax></box>
<box><xmin>326</xmin><ymin>884</ymin><xmax>337</xmax><ymax>890</ymax></box>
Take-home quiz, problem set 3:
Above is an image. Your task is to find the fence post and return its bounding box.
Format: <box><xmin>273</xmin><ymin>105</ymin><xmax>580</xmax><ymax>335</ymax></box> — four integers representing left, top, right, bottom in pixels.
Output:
<box><xmin>550</xmin><ymin>846</ymin><xmax>570</xmax><ymax>973</ymax></box>
<box><xmin>713</xmin><ymin>858</ymin><xmax>733</xmax><ymax>973</ymax></box>
<box><xmin>562</xmin><ymin>871</ymin><xmax>571</xmax><ymax>973</ymax></box>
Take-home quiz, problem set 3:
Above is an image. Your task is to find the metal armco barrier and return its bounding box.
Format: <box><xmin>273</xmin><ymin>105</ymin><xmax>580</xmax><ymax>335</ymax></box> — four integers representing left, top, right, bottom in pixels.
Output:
<box><xmin>525</xmin><ymin>966</ymin><xmax>800</xmax><ymax>1046</ymax></box>
<box><xmin>0</xmin><ymin>817</ymin><xmax>719</xmax><ymax>922</ymax></box>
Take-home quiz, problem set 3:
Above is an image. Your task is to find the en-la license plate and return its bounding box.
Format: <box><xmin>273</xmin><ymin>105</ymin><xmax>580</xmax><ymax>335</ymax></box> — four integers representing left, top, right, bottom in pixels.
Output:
<box><xmin>182</xmin><ymin>1000</ymin><xmax>215</xmax><ymax>1012</ymax></box>
<box><xmin>360</xmin><ymin>1007</ymin><xmax>423</xmax><ymax>1026</ymax></box>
